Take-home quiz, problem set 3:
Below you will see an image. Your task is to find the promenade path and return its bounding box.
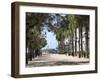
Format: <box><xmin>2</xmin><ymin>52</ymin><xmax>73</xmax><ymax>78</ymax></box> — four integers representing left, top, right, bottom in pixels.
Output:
<box><xmin>27</xmin><ymin>52</ymin><xmax>89</xmax><ymax>67</ymax></box>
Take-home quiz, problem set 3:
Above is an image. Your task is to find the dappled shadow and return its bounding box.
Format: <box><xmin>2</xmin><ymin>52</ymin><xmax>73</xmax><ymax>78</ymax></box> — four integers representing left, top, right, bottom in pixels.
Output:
<box><xmin>26</xmin><ymin>60</ymin><xmax>89</xmax><ymax>67</ymax></box>
<box><xmin>55</xmin><ymin>61</ymin><xmax>89</xmax><ymax>65</ymax></box>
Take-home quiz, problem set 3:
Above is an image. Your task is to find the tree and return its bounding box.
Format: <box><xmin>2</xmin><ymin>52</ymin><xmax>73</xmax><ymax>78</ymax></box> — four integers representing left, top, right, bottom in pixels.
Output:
<box><xmin>26</xmin><ymin>13</ymin><xmax>48</xmax><ymax>64</ymax></box>
<box><xmin>26</xmin><ymin>12</ymin><xmax>90</xmax><ymax>65</ymax></box>
<box><xmin>45</xmin><ymin>14</ymin><xmax>69</xmax><ymax>54</ymax></box>
<box><xmin>74</xmin><ymin>29</ymin><xmax>77</xmax><ymax>56</ymax></box>
<box><xmin>67</xmin><ymin>15</ymin><xmax>78</xmax><ymax>56</ymax></box>
<box><xmin>75</xmin><ymin>15</ymin><xmax>89</xmax><ymax>58</ymax></box>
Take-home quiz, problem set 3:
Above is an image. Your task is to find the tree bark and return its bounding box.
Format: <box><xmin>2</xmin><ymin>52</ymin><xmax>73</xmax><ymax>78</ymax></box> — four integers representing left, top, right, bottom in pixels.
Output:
<box><xmin>75</xmin><ymin>29</ymin><xmax>77</xmax><ymax>56</ymax></box>
<box><xmin>68</xmin><ymin>36</ymin><xmax>71</xmax><ymax>56</ymax></box>
<box><xmin>59</xmin><ymin>38</ymin><xmax>65</xmax><ymax>54</ymax></box>
<box><xmin>26</xmin><ymin>48</ymin><xmax>28</xmax><ymax>64</ymax></box>
<box><xmin>78</xmin><ymin>27</ymin><xmax>81</xmax><ymax>58</ymax></box>
<box><xmin>71</xmin><ymin>32</ymin><xmax>74</xmax><ymax>56</ymax></box>
<box><xmin>85</xmin><ymin>26</ymin><xmax>89</xmax><ymax>58</ymax></box>
<box><xmin>80</xmin><ymin>26</ymin><xmax>83</xmax><ymax>57</ymax></box>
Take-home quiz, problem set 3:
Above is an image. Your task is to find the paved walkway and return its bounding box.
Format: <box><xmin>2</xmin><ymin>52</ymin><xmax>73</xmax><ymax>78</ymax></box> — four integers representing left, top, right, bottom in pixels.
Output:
<box><xmin>27</xmin><ymin>53</ymin><xmax>89</xmax><ymax>67</ymax></box>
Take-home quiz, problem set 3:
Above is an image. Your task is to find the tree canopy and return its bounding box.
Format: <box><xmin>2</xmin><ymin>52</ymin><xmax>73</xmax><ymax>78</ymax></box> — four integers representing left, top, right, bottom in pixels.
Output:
<box><xmin>26</xmin><ymin>12</ymin><xmax>89</xmax><ymax>57</ymax></box>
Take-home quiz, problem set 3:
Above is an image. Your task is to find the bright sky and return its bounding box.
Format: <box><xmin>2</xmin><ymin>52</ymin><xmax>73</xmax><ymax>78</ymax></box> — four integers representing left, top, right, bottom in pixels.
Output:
<box><xmin>42</xmin><ymin>27</ymin><xmax>58</xmax><ymax>49</ymax></box>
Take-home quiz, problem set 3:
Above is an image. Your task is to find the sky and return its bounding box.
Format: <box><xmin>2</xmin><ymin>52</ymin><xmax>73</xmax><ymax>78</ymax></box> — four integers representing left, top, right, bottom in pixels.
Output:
<box><xmin>42</xmin><ymin>27</ymin><xmax>58</xmax><ymax>50</ymax></box>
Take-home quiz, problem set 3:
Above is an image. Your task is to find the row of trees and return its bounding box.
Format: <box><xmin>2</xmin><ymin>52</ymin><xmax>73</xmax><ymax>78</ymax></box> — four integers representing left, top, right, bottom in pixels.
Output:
<box><xmin>44</xmin><ymin>14</ymin><xmax>90</xmax><ymax>58</ymax></box>
<box><xmin>26</xmin><ymin>13</ymin><xmax>90</xmax><ymax>64</ymax></box>
<box><xmin>63</xmin><ymin>15</ymin><xmax>90</xmax><ymax>58</ymax></box>
<box><xmin>26</xmin><ymin>13</ymin><xmax>48</xmax><ymax>64</ymax></box>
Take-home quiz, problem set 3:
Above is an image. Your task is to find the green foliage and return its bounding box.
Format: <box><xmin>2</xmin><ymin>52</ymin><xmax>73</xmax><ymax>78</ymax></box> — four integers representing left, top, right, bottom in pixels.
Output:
<box><xmin>26</xmin><ymin>13</ymin><xmax>48</xmax><ymax>52</ymax></box>
<box><xmin>26</xmin><ymin>12</ymin><xmax>89</xmax><ymax>57</ymax></box>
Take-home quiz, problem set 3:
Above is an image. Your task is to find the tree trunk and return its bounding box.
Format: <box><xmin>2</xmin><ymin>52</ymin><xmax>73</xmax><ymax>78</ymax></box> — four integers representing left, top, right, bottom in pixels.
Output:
<box><xmin>68</xmin><ymin>36</ymin><xmax>71</xmax><ymax>56</ymax></box>
<box><xmin>59</xmin><ymin>38</ymin><xmax>65</xmax><ymax>54</ymax></box>
<box><xmin>26</xmin><ymin>47</ymin><xmax>28</xmax><ymax>64</ymax></box>
<box><xmin>75</xmin><ymin>29</ymin><xmax>77</xmax><ymax>56</ymax></box>
<box><xmin>80</xmin><ymin>26</ymin><xmax>83</xmax><ymax>57</ymax></box>
<box><xmin>29</xmin><ymin>43</ymin><xmax>33</xmax><ymax>61</ymax></box>
<box><xmin>78</xmin><ymin>27</ymin><xmax>81</xmax><ymax>58</ymax></box>
<box><xmin>85</xmin><ymin>26</ymin><xmax>89</xmax><ymax>58</ymax></box>
<box><xmin>71</xmin><ymin>32</ymin><xmax>74</xmax><ymax>56</ymax></box>
<box><xmin>66</xmin><ymin>43</ymin><xmax>69</xmax><ymax>55</ymax></box>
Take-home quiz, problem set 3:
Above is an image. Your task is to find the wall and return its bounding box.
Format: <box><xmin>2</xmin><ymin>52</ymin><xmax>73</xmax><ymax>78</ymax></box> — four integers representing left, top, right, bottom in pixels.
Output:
<box><xmin>0</xmin><ymin>0</ymin><xmax>100</xmax><ymax>80</ymax></box>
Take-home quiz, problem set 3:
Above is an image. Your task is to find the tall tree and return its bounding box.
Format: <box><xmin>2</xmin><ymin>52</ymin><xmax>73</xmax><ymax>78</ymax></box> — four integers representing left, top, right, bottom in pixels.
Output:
<box><xmin>76</xmin><ymin>15</ymin><xmax>89</xmax><ymax>58</ymax></box>
<box><xmin>67</xmin><ymin>15</ymin><xmax>78</xmax><ymax>56</ymax></box>
<box><xmin>26</xmin><ymin>13</ymin><xmax>48</xmax><ymax>64</ymax></box>
<box><xmin>74</xmin><ymin>29</ymin><xmax>77</xmax><ymax>56</ymax></box>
